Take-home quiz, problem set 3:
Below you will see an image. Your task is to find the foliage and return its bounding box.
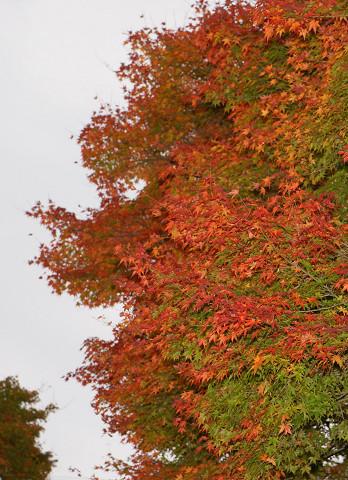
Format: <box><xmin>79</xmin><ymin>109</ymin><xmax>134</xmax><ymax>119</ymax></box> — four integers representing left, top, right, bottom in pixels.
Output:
<box><xmin>30</xmin><ymin>0</ymin><xmax>348</xmax><ymax>478</ymax></box>
<box><xmin>0</xmin><ymin>376</ymin><xmax>56</xmax><ymax>480</ymax></box>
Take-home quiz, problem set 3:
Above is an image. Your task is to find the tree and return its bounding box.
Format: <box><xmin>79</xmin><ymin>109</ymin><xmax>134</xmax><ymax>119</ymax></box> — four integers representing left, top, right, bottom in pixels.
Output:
<box><xmin>30</xmin><ymin>0</ymin><xmax>348</xmax><ymax>478</ymax></box>
<box><xmin>0</xmin><ymin>377</ymin><xmax>56</xmax><ymax>480</ymax></box>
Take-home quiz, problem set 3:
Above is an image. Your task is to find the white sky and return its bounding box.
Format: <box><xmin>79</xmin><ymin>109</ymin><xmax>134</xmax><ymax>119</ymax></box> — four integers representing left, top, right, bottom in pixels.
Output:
<box><xmin>0</xmin><ymin>1</ymin><xmax>194</xmax><ymax>478</ymax></box>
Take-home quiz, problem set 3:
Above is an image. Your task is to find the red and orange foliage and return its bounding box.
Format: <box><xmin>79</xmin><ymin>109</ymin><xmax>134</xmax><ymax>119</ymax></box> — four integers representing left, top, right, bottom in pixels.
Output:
<box><xmin>30</xmin><ymin>1</ymin><xmax>348</xmax><ymax>478</ymax></box>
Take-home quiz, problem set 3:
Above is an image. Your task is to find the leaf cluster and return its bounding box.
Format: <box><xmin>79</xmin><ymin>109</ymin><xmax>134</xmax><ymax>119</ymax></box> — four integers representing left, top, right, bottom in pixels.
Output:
<box><xmin>0</xmin><ymin>376</ymin><xmax>56</xmax><ymax>480</ymax></box>
<box><xmin>31</xmin><ymin>1</ymin><xmax>348</xmax><ymax>478</ymax></box>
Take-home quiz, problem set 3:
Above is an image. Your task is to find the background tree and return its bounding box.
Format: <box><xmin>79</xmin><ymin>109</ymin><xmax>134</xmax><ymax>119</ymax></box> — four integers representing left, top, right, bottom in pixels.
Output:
<box><xmin>31</xmin><ymin>0</ymin><xmax>348</xmax><ymax>478</ymax></box>
<box><xmin>0</xmin><ymin>376</ymin><xmax>56</xmax><ymax>480</ymax></box>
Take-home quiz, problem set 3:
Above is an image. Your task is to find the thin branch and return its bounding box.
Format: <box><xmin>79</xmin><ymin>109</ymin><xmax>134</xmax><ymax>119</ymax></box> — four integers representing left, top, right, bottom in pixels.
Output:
<box><xmin>296</xmin><ymin>302</ymin><xmax>345</xmax><ymax>314</ymax></box>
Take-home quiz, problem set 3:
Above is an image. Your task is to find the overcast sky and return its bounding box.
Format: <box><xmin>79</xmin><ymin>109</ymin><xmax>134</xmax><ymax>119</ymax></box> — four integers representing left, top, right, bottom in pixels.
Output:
<box><xmin>0</xmin><ymin>1</ymin><xmax>194</xmax><ymax>478</ymax></box>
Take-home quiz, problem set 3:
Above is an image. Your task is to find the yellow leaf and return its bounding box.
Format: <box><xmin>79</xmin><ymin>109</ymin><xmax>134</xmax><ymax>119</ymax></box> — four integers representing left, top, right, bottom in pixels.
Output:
<box><xmin>331</xmin><ymin>355</ymin><xmax>344</xmax><ymax>368</ymax></box>
<box><xmin>276</xmin><ymin>27</ymin><xmax>285</xmax><ymax>38</ymax></box>
<box><xmin>170</xmin><ymin>227</ymin><xmax>180</xmax><ymax>239</ymax></box>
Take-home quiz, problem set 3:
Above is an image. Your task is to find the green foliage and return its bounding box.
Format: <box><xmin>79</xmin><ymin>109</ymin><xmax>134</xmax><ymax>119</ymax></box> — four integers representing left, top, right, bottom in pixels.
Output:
<box><xmin>31</xmin><ymin>1</ymin><xmax>348</xmax><ymax>479</ymax></box>
<box><xmin>0</xmin><ymin>377</ymin><xmax>56</xmax><ymax>480</ymax></box>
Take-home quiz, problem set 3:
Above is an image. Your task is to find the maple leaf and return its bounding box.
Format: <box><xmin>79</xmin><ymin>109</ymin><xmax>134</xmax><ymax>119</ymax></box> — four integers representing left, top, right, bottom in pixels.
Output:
<box><xmin>264</xmin><ymin>24</ymin><xmax>274</xmax><ymax>41</ymax></box>
<box><xmin>228</xmin><ymin>188</ymin><xmax>240</xmax><ymax>197</ymax></box>
<box><xmin>334</xmin><ymin>278</ymin><xmax>348</xmax><ymax>292</ymax></box>
<box><xmin>252</xmin><ymin>354</ymin><xmax>264</xmax><ymax>373</ymax></box>
<box><xmin>299</xmin><ymin>28</ymin><xmax>308</xmax><ymax>39</ymax></box>
<box><xmin>279</xmin><ymin>416</ymin><xmax>292</xmax><ymax>435</ymax></box>
<box><xmin>246</xmin><ymin>424</ymin><xmax>263</xmax><ymax>441</ymax></box>
<box><xmin>260</xmin><ymin>454</ymin><xmax>276</xmax><ymax>466</ymax></box>
<box><xmin>288</xmin><ymin>20</ymin><xmax>301</xmax><ymax>33</ymax></box>
<box><xmin>170</xmin><ymin>227</ymin><xmax>181</xmax><ymax>240</ymax></box>
<box><xmin>262</xmin><ymin>177</ymin><xmax>271</xmax><ymax>188</ymax></box>
<box><xmin>331</xmin><ymin>355</ymin><xmax>344</xmax><ymax>368</ymax></box>
<box><xmin>30</xmin><ymin>1</ymin><xmax>348</xmax><ymax>478</ymax></box>
<box><xmin>338</xmin><ymin>146</ymin><xmax>348</xmax><ymax>163</ymax></box>
<box><xmin>279</xmin><ymin>423</ymin><xmax>292</xmax><ymax>435</ymax></box>
<box><xmin>308</xmin><ymin>20</ymin><xmax>320</xmax><ymax>33</ymax></box>
<box><xmin>276</xmin><ymin>26</ymin><xmax>285</xmax><ymax>38</ymax></box>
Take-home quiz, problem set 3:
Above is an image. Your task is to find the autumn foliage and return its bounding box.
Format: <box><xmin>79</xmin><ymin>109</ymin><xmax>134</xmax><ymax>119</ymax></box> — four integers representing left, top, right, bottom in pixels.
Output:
<box><xmin>30</xmin><ymin>0</ymin><xmax>348</xmax><ymax>478</ymax></box>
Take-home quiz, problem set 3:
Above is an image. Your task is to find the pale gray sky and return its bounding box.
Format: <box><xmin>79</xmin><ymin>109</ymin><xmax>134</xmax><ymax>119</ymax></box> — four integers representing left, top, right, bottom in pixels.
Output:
<box><xmin>0</xmin><ymin>1</ymin><xmax>194</xmax><ymax>478</ymax></box>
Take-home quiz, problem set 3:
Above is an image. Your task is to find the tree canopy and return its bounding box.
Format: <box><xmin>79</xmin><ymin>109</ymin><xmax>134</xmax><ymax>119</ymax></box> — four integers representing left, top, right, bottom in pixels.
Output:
<box><xmin>31</xmin><ymin>0</ymin><xmax>348</xmax><ymax>478</ymax></box>
<box><xmin>0</xmin><ymin>376</ymin><xmax>56</xmax><ymax>480</ymax></box>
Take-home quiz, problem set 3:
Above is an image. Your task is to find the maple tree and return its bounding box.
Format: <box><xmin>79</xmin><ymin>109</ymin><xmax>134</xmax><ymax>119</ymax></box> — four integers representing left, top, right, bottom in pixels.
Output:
<box><xmin>0</xmin><ymin>376</ymin><xmax>56</xmax><ymax>480</ymax></box>
<box><xmin>30</xmin><ymin>0</ymin><xmax>348</xmax><ymax>478</ymax></box>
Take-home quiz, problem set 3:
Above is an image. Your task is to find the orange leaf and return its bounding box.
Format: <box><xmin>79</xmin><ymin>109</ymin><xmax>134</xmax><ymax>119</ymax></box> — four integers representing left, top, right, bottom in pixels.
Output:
<box><xmin>252</xmin><ymin>354</ymin><xmax>264</xmax><ymax>373</ymax></box>
<box><xmin>308</xmin><ymin>20</ymin><xmax>320</xmax><ymax>33</ymax></box>
<box><xmin>279</xmin><ymin>422</ymin><xmax>292</xmax><ymax>435</ymax></box>
<box><xmin>264</xmin><ymin>24</ymin><xmax>274</xmax><ymax>41</ymax></box>
<box><xmin>331</xmin><ymin>355</ymin><xmax>344</xmax><ymax>368</ymax></box>
<box><xmin>260</xmin><ymin>454</ymin><xmax>276</xmax><ymax>466</ymax></box>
